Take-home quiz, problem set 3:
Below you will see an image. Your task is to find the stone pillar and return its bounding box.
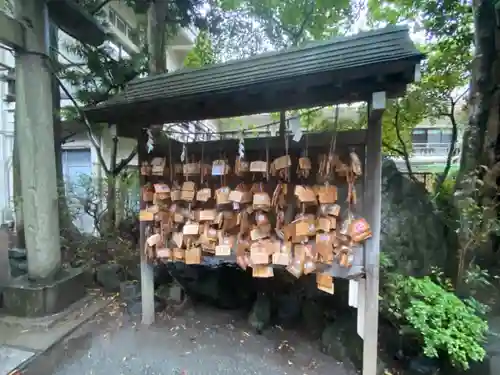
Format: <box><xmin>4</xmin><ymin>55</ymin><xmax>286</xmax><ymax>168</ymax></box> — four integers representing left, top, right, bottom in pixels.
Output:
<box><xmin>14</xmin><ymin>0</ymin><xmax>61</xmax><ymax>280</ymax></box>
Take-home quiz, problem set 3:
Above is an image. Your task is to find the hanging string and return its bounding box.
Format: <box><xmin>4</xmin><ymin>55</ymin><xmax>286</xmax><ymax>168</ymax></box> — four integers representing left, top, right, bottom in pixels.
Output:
<box><xmin>168</xmin><ymin>137</ymin><xmax>173</xmax><ymax>184</ymax></box>
<box><xmin>181</xmin><ymin>142</ymin><xmax>186</xmax><ymax>162</ymax></box>
<box><xmin>284</xmin><ymin>120</ymin><xmax>290</xmax><ymax>182</ymax></box>
<box><xmin>146</xmin><ymin>129</ymin><xmax>154</xmax><ymax>153</ymax></box>
<box><xmin>200</xmin><ymin>142</ymin><xmax>205</xmax><ymax>185</ymax></box>
<box><xmin>238</xmin><ymin>131</ymin><xmax>245</xmax><ymax>159</ymax></box>
<box><xmin>184</xmin><ymin>142</ymin><xmax>188</xmax><ymax>181</ymax></box>
<box><xmin>305</xmin><ymin>113</ymin><xmax>309</xmax><ymax>158</ymax></box>
<box><xmin>265</xmin><ymin>138</ymin><xmax>270</xmax><ymax>182</ymax></box>
<box><xmin>329</xmin><ymin>105</ymin><xmax>340</xmax><ymax>156</ymax></box>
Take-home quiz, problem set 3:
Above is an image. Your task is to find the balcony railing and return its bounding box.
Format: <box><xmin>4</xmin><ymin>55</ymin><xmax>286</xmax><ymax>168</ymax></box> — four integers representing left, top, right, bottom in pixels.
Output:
<box><xmin>412</xmin><ymin>142</ymin><xmax>460</xmax><ymax>157</ymax></box>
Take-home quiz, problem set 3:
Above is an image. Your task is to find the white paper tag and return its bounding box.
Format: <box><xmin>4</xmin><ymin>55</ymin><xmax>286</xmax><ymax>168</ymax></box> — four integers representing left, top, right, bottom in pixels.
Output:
<box><xmin>146</xmin><ymin>129</ymin><xmax>154</xmax><ymax>153</ymax></box>
<box><xmin>212</xmin><ymin>164</ymin><xmax>224</xmax><ymax>176</ymax></box>
<box><xmin>233</xmin><ymin>202</ymin><xmax>240</xmax><ymax>210</ymax></box>
<box><xmin>181</xmin><ymin>144</ymin><xmax>186</xmax><ymax>162</ymax></box>
<box><xmin>238</xmin><ymin>133</ymin><xmax>245</xmax><ymax>158</ymax></box>
<box><xmin>293</xmin><ymin>128</ymin><xmax>303</xmax><ymax>142</ymax></box>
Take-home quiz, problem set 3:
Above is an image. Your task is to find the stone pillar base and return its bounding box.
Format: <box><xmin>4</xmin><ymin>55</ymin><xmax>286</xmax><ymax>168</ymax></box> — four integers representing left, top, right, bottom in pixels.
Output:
<box><xmin>1</xmin><ymin>267</ymin><xmax>86</xmax><ymax>317</ymax></box>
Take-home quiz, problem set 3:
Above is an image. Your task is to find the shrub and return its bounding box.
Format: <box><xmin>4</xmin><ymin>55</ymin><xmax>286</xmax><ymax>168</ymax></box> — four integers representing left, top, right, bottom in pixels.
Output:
<box><xmin>380</xmin><ymin>253</ymin><xmax>488</xmax><ymax>370</ymax></box>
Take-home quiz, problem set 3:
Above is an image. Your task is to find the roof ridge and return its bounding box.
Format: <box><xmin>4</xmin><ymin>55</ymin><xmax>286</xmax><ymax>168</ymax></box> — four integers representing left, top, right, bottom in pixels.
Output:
<box><xmin>129</xmin><ymin>25</ymin><xmax>410</xmax><ymax>86</ymax></box>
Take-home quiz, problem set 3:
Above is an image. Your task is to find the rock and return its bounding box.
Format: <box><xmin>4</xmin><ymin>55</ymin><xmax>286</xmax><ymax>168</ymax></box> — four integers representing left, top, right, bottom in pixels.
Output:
<box><xmin>96</xmin><ymin>264</ymin><xmax>125</xmax><ymax>292</ymax></box>
<box><xmin>301</xmin><ymin>299</ymin><xmax>325</xmax><ymax>338</ymax></box>
<box><xmin>248</xmin><ymin>292</ymin><xmax>271</xmax><ymax>334</ymax></box>
<box><xmin>9</xmin><ymin>257</ymin><xmax>28</xmax><ymax>277</ymax></box>
<box><xmin>155</xmin><ymin>282</ymin><xmax>186</xmax><ymax>304</ymax></box>
<box><xmin>127</xmin><ymin>264</ymin><xmax>141</xmax><ymax>281</ymax></box>
<box><xmin>167</xmin><ymin>281</ymin><xmax>185</xmax><ymax>303</ymax></box>
<box><xmin>169</xmin><ymin>263</ymin><xmax>254</xmax><ymax>310</ymax></box>
<box><xmin>82</xmin><ymin>266</ymin><xmax>96</xmax><ymax>287</ymax></box>
<box><xmin>125</xmin><ymin>295</ymin><xmax>165</xmax><ymax>316</ymax></box>
<box><xmin>154</xmin><ymin>263</ymin><xmax>173</xmax><ymax>287</ymax></box>
<box><xmin>320</xmin><ymin>314</ymin><xmax>369</xmax><ymax>370</ymax></box>
<box><xmin>381</xmin><ymin>159</ymin><xmax>449</xmax><ymax>275</ymax></box>
<box><xmin>274</xmin><ymin>293</ymin><xmax>302</xmax><ymax>328</ymax></box>
<box><xmin>120</xmin><ymin>281</ymin><xmax>140</xmax><ymax>301</ymax></box>
<box><xmin>321</xmin><ymin>320</ymin><xmax>388</xmax><ymax>374</ymax></box>
<box><xmin>321</xmin><ymin>322</ymin><xmax>348</xmax><ymax>361</ymax></box>
<box><xmin>407</xmin><ymin>356</ymin><xmax>441</xmax><ymax>374</ymax></box>
<box><xmin>8</xmin><ymin>247</ymin><xmax>27</xmax><ymax>260</ymax></box>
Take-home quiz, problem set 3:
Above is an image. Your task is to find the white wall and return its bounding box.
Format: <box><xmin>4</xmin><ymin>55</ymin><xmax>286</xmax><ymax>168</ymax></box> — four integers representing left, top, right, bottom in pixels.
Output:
<box><xmin>0</xmin><ymin>46</ymin><xmax>15</xmax><ymax>223</ymax></box>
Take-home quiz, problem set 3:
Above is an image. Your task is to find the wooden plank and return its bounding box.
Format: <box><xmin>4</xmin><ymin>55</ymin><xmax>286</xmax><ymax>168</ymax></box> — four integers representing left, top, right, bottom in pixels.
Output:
<box><xmin>0</xmin><ymin>11</ymin><xmax>24</xmax><ymax>48</ymax></box>
<box><xmin>145</xmin><ymin>130</ymin><xmax>367</xmax><ymax>158</ymax></box>
<box><xmin>362</xmin><ymin>93</ymin><xmax>385</xmax><ymax>375</ymax></box>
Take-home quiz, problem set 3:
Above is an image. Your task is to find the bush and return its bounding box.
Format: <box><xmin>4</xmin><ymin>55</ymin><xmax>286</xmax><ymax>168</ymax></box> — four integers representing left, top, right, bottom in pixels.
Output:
<box><xmin>380</xmin><ymin>253</ymin><xmax>488</xmax><ymax>370</ymax></box>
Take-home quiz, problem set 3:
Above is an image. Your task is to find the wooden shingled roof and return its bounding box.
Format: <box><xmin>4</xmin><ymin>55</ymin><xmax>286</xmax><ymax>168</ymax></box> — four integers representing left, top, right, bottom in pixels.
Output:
<box><xmin>84</xmin><ymin>25</ymin><xmax>424</xmax><ymax>135</ymax></box>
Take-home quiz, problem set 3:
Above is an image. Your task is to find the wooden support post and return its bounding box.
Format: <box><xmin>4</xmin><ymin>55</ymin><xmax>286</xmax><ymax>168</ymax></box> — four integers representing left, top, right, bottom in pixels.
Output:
<box><xmin>362</xmin><ymin>91</ymin><xmax>386</xmax><ymax>375</ymax></box>
<box><xmin>139</xmin><ymin>130</ymin><xmax>155</xmax><ymax>325</ymax></box>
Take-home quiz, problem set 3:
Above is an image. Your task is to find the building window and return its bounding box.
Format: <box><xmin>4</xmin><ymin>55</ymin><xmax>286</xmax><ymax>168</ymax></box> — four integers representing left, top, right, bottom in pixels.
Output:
<box><xmin>427</xmin><ymin>129</ymin><xmax>441</xmax><ymax>144</ymax></box>
<box><xmin>116</xmin><ymin>18</ymin><xmax>127</xmax><ymax>33</ymax></box>
<box><xmin>108</xmin><ymin>9</ymin><xmax>117</xmax><ymax>25</ymax></box>
<box><xmin>412</xmin><ymin>129</ymin><xmax>427</xmax><ymax>144</ymax></box>
<box><xmin>440</xmin><ymin>129</ymin><xmax>453</xmax><ymax>144</ymax></box>
<box><xmin>127</xmin><ymin>26</ymin><xmax>140</xmax><ymax>45</ymax></box>
<box><xmin>108</xmin><ymin>8</ymin><xmax>137</xmax><ymax>46</ymax></box>
<box><xmin>412</xmin><ymin>128</ymin><xmax>454</xmax><ymax>145</ymax></box>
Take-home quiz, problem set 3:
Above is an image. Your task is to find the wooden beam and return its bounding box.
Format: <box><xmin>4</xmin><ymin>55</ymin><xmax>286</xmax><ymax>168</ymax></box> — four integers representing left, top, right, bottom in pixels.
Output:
<box><xmin>0</xmin><ymin>11</ymin><xmax>24</xmax><ymax>48</ymax></box>
<box><xmin>142</xmin><ymin>130</ymin><xmax>368</xmax><ymax>158</ymax></box>
<box><xmin>362</xmin><ymin>91</ymin><xmax>385</xmax><ymax>375</ymax></box>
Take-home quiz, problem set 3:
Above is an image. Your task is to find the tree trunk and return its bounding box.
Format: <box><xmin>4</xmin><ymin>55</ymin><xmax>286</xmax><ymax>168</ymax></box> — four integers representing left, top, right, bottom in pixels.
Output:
<box><xmin>50</xmin><ymin>22</ymin><xmax>74</xmax><ymax>237</ymax></box>
<box><xmin>454</xmin><ymin>0</ymin><xmax>499</xmax><ymax>288</ymax></box>
<box><xmin>147</xmin><ymin>0</ymin><xmax>167</xmax><ymax>74</ymax></box>
<box><xmin>106</xmin><ymin>173</ymin><xmax>117</xmax><ymax>235</ymax></box>
<box><xmin>105</xmin><ymin>132</ymin><xmax>119</xmax><ymax>234</ymax></box>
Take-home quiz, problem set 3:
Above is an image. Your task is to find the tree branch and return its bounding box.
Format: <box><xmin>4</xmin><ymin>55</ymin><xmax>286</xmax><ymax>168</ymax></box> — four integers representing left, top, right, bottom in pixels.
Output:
<box><xmin>452</xmin><ymin>88</ymin><xmax>470</xmax><ymax>105</ymax></box>
<box><xmin>382</xmin><ymin>142</ymin><xmax>405</xmax><ymax>156</ymax></box>
<box><xmin>393</xmin><ymin>101</ymin><xmax>418</xmax><ymax>183</ymax></box>
<box><xmin>435</xmin><ymin>99</ymin><xmax>459</xmax><ymax>193</ymax></box>
<box><xmin>60</xmin><ymin>131</ymin><xmax>77</xmax><ymax>144</ymax></box>
<box><xmin>292</xmin><ymin>3</ymin><xmax>315</xmax><ymax>45</ymax></box>
<box><xmin>91</xmin><ymin>0</ymin><xmax>112</xmax><ymax>15</ymax></box>
<box><xmin>115</xmin><ymin>147</ymin><xmax>138</xmax><ymax>176</ymax></box>
<box><xmin>54</xmin><ymin>75</ymin><xmax>110</xmax><ymax>175</ymax></box>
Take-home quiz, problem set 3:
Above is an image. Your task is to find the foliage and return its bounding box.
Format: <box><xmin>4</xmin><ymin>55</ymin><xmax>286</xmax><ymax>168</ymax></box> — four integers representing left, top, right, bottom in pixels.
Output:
<box><xmin>366</xmin><ymin>0</ymin><xmax>472</xmax><ymax>154</ymax></box>
<box><xmin>66</xmin><ymin>171</ymin><xmax>139</xmax><ymax>237</ymax></box>
<box><xmin>454</xmin><ymin>172</ymin><xmax>500</xmax><ymax>285</ymax></box>
<box><xmin>212</xmin><ymin>0</ymin><xmax>358</xmax><ymax>61</ymax></box>
<box><xmin>124</xmin><ymin>0</ymin><xmax>208</xmax><ymax>30</ymax></box>
<box><xmin>223</xmin><ymin>0</ymin><xmax>357</xmax><ymax>47</ymax></box>
<box><xmin>61</xmin><ymin>43</ymin><xmax>148</xmax><ymax>109</ymax></box>
<box><xmin>184</xmin><ymin>31</ymin><xmax>216</xmax><ymax>68</ymax></box>
<box><xmin>380</xmin><ymin>253</ymin><xmax>489</xmax><ymax>370</ymax></box>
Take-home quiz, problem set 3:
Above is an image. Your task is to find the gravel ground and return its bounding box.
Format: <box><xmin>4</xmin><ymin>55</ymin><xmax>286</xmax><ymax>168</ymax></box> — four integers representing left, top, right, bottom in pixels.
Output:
<box><xmin>25</xmin><ymin>300</ymin><xmax>357</xmax><ymax>375</ymax></box>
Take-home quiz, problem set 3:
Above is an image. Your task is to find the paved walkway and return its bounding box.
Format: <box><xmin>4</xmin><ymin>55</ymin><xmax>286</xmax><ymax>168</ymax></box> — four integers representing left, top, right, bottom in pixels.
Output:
<box><xmin>0</xmin><ymin>292</ymin><xmax>110</xmax><ymax>374</ymax></box>
<box><xmin>26</xmin><ymin>302</ymin><xmax>356</xmax><ymax>375</ymax></box>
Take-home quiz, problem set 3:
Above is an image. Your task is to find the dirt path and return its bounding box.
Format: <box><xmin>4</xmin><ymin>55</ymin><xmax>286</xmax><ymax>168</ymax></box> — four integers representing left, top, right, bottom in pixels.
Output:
<box><xmin>24</xmin><ymin>301</ymin><xmax>357</xmax><ymax>375</ymax></box>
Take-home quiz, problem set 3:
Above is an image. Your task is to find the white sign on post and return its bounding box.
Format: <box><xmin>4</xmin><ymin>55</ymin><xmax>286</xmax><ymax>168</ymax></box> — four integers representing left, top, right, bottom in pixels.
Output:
<box><xmin>289</xmin><ymin>117</ymin><xmax>302</xmax><ymax>142</ymax></box>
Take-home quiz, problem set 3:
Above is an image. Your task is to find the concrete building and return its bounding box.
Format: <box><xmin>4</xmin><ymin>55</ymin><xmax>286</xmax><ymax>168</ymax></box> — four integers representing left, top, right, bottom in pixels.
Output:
<box><xmin>0</xmin><ymin>1</ymin><xmax>216</xmax><ymax>230</ymax></box>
